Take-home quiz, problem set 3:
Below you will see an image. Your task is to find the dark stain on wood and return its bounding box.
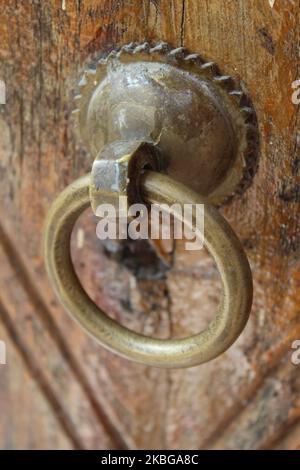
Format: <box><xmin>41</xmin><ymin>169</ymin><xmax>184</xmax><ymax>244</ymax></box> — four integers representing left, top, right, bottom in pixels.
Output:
<box><xmin>257</xmin><ymin>27</ymin><xmax>276</xmax><ymax>55</ymax></box>
<box><xmin>278</xmin><ymin>182</ymin><xmax>300</xmax><ymax>203</ymax></box>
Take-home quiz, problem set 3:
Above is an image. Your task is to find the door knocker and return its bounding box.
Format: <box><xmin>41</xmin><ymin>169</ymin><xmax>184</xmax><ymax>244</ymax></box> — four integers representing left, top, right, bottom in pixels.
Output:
<box><xmin>44</xmin><ymin>42</ymin><xmax>259</xmax><ymax>368</ymax></box>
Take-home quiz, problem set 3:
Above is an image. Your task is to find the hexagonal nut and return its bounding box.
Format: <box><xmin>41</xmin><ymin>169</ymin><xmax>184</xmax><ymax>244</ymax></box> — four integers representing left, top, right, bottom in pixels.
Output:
<box><xmin>90</xmin><ymin>140</ymin><xmax>161</xmax><ymax>215</ymax></box>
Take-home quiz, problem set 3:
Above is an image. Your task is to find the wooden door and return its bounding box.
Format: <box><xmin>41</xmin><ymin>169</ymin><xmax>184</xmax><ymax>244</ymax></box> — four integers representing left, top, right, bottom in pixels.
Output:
<box><xmin>0</xmin><ymin>0</ymin><xmax>299</xmax><ymax>450</ymax></box>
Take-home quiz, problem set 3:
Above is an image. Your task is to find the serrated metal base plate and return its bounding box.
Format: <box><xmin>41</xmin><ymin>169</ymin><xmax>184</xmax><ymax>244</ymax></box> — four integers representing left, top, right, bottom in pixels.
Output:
<box><xmin>74</xmin><ymin>42</ymin><xmax>259</xmax><ymax>205</ymax></box>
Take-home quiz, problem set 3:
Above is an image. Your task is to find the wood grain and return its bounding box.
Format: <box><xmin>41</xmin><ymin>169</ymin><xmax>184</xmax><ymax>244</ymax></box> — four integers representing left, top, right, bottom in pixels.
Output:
<box><xmin>0</xmin><ymin>0</ymin><xmax>299</xmax><ymax>449</ymax></box>
<box><xmin>0</xmin><ymin>320</ymin><xmax>73</xmax><ymax>450</ymax></box>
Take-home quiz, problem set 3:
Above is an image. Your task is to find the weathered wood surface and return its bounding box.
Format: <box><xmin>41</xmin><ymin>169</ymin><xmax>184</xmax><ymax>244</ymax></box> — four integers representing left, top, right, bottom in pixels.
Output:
<box><xmin>0</xmin><ymin>0</ymin><xmax>299</xmax><ymax>449</ymax></box>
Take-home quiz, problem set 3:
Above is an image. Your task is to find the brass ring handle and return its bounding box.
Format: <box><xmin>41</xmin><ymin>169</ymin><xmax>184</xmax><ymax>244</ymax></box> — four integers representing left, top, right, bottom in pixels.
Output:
<box><xmin>43</xmin><ymin>171</ymin><xmax>252</xmax><ymax>368</ymax></box>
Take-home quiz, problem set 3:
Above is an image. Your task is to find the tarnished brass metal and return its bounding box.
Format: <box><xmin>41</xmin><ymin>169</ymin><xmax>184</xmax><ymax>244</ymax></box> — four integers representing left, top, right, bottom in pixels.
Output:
<box><xmin>90</xmin><ymin>140</ymin><xmax>160</xmax><ymax>214</ymax></box>
<box><xmin>43</xmin><ymin>42</ymin><xmax>256</xmax><ymax>367</ymax></box>
<box><xmin>43</xmin><ymin>171</ymin><xmax>252</xmax><ymax>368</ymax></box>
<box><xmin>74</xmin><ymin>42</ymin><xmax>259</xmax><ymax>207</ymax></box>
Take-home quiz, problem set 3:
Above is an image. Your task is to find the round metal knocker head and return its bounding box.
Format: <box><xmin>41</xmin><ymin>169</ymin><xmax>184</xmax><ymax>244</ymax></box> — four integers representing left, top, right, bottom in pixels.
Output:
<box><xmin>74</xmin><ymin>42</ymin><xmax>259</xmax><ymax>205</ymax></box>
